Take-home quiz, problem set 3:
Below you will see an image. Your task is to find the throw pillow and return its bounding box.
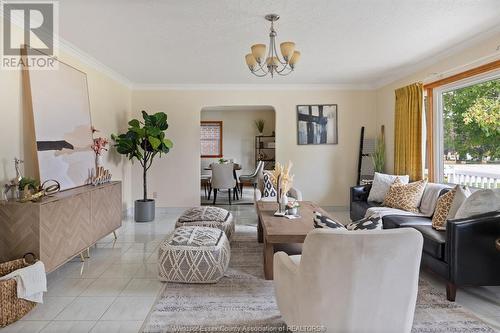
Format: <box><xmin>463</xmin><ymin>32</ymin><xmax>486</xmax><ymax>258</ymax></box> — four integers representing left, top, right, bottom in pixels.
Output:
<box><xmin>447</xmin><ymin>185</ymin><xmax>471</xmax><ymax>219</ymax></box>
<box><xmin>382</xmin><ymin>179</ymin><xmax>427</xmax><ymax>213</ymax></box>
<box><xmin>346</xmin><ymin>214</ymin><xmax>382</xmax><ymax>231</ymax></box>
<box><xmin>455</xmin><ymin>189</ymin><xmax>500</xmax><ymax>219</ymax></box>
<box><xmin>367</xmin><ymin>172</ymin><xmax>410</xmax><ymax>202</ymax></box>
<box><xmin>262</xmin><ymin>171</ymin><xmax>277</xmax><ymax>198</ymax></box>
<box><xmin>419</xmin><ymin>183</ymin><xmax>451</xmax><ymax>216</ymax></box>
<box><xmin>431</xmin><ymin>188</ymin><xmax>456</xmax><ymax>230</ymax></box>
<box><xmin>313</xmin><ymin>212</ymin><xmax>346</xmax><ymax>229</ymax></box>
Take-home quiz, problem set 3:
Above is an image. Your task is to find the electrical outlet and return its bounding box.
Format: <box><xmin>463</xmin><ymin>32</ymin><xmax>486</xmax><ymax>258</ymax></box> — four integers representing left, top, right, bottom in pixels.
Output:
<box><xmin>152</xmin><ymin>192</ymin><xmax>158</xmax><ymax>198</ymax></box>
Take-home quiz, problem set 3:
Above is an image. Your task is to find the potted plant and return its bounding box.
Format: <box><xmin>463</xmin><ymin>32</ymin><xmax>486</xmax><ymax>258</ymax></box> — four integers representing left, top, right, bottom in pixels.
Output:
<box><xmin>372</xmin><ymin>126</ymin><xmax>385</xmax><ymax>173</ymax></box>
<box><xmin>255</xmin><ymin>119</ymin><xmax>265</xmax><ymax>136</ymax></box>
<box><xmin>18</xmin><ymin>177</ymin><xmax>39</xmax><ymax>198</ymax></box>
<box><xmin>112</xmin><ymin>111</ymin><xmax>173</xmax><ymax>222</ymax></box>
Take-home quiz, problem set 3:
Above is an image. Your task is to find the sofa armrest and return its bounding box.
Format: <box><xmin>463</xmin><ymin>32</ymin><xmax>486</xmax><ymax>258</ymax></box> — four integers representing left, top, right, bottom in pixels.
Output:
<box><xmin>446</xmin><ymin>211</ymin><xmax>500</xmax><ymax>285</ymax></box>
<box><xmin>350</xmin><ymin>184</ymin><xmax>371</xmax><ymax>203</ymax></box>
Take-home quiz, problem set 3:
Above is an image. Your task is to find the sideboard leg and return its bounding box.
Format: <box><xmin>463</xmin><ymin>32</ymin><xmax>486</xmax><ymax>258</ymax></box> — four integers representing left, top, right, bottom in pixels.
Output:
<box><xmin>79</xmin><ymin>253</ymin><xmax>85</xmax><ymax>262</ymax></box>
<box><xmin>86</xmin><ymin>247</ymin><xmax>90</xmax><ymax>258</ymax></box>
<box><xmin>112</xmin><ymin>231</ymin><xmax>117</xmax><ymax>240</ymax></box>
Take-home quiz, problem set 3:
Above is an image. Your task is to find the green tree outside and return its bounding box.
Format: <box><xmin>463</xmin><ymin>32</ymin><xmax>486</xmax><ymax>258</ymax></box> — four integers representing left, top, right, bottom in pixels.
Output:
<box><xmin>442</xmin><ymin>78</ymin><xmax>500</xmax><ymax>161</ymax></box>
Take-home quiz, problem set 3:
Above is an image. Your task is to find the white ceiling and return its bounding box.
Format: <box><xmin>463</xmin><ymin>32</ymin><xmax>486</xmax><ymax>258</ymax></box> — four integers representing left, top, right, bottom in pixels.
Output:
<box><xmin>57</xmin><ymin>0</ymin><xmax>500</xmax><ymax>86</ymax></box>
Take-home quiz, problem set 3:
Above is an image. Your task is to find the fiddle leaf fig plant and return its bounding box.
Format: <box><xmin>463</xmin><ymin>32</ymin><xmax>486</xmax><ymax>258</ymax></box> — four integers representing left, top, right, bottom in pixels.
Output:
<box><xmin>111</xmin><ymin>111</ymin><xmax>173</xmax><ymax>201</ymax></box>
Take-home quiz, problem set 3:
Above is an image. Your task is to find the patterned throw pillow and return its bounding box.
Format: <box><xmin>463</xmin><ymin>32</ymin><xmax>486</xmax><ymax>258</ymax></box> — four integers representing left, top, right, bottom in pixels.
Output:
<box><xmin>367</xmin><ymin>172</ymin><xmax>410</xmax><ymax>202</ymax></box>
<box><xmin>382</xmin><ymin>179</ymin><xmax>427</xmax><ymax>213</ymax></box>
<box><xmin>262</xmin><ymin>171</ymin><xmax>277</xmax><ymax>198</ymax></box>
<box><xmin>313</xmin><ymin>212</ymin><xmax>346</xmax><ymax>229</ymax></box>
<box><xmin>432</xmin><ymin>188</ymin><xmax>456</xmax><ymax>230</ymax></box>
<box><xmin>346</xmin><ymin>214</ymin><xmax>382</xmax><ymax>231</ymax></box>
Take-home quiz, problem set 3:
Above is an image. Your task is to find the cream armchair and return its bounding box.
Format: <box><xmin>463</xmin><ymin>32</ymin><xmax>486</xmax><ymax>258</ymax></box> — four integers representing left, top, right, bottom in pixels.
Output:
<box><xmin>274</xmin><ymin>228</ymin><xmax>423</xmax><ymax>333</ymax></box>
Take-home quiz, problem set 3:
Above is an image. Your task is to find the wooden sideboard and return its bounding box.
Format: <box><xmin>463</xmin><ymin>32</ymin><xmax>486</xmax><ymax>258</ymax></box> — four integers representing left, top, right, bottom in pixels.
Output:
<box><xmin>0</xmin><ymin>181</ymin><xmax>122</xmax><ymax>272</ymax></box>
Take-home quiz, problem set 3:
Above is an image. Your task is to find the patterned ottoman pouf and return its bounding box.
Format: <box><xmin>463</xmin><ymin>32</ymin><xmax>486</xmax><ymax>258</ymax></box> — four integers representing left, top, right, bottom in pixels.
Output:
<box><xmin>175</xmin><ymin>206</ymin><xmax>235</xmax><ymax>240</ymax></box>
<box><xmin>158</xmin><ymin>226</ymin><xmax>230</xmax><ymax>283</ymax></box>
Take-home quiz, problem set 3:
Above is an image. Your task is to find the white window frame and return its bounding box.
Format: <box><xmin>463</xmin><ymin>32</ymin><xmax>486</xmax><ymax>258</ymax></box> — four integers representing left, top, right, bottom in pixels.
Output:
<box><xmin>432</xmin><ymin>69</ymin><xmax>500</xmax><ymax>183</ymax></box>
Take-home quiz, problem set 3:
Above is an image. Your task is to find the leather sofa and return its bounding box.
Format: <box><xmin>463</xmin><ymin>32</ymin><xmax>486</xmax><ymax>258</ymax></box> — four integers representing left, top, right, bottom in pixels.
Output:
<box><xmin>350</xmin><ymin>184</ymin><xmax>500</xmax><ymax>301</ymax></box>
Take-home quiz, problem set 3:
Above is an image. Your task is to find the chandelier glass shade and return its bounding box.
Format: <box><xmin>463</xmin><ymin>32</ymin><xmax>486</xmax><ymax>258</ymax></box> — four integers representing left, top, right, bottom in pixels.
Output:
<box><xmin>245</xmin><ymin>14</ymin><xmax>300</xmax><ymax>77</ymax></box>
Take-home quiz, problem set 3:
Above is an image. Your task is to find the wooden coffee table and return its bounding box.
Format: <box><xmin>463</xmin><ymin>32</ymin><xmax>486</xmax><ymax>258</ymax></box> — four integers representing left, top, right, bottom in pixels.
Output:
<box><xmin>256</xmin><ymin>201</ymin><xmax>331</xmax><ymax>280</ymax></box>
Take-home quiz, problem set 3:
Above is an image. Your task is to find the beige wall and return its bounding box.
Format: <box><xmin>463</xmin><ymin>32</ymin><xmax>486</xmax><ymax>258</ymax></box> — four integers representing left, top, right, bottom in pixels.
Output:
<box><xmin>200</xmin><ymin>107</ymin><xmax>276</xmax><ymax>175</ymax></box>
<box><xmin>0</xmin><ymin>19</ymin><xmax>132</xmax><ymax>210</ymax></box>
<box><xmin>131</xmin><ymin>89</ymin><xmax>377</xmax><ymax>207</ymax></box>
<box><xmin>376</xmin><ymin>32</ymin><xmax>500</xmax><ymax>174</ymax></box>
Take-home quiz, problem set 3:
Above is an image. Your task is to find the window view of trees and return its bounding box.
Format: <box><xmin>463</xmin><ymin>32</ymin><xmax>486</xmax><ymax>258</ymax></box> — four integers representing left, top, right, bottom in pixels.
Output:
<box><xmin>442</xmin><ymin>78</ymin><xmax>500</xmax><ymax>188</ymax></box>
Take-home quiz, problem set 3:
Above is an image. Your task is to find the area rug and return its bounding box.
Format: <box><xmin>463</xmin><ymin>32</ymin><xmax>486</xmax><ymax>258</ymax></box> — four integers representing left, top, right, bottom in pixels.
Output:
<box><xmin>142</xmin><ymin>225</ymin><xmax>495</xmax><ymax>333</ymax></box>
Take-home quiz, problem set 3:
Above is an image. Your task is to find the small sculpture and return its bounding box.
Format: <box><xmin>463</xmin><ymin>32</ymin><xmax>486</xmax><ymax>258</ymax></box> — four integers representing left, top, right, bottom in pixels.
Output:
<box><xmin>3</xmin><ymin>158</ymin><xmax>24</xmax><ymax>200</ymax></box>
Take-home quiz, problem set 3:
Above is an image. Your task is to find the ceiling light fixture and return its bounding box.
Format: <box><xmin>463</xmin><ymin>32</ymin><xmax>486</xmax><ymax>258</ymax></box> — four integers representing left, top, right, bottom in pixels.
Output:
<box><xmin>245</xmin><ymin>14</ymin><xmax>300</xmax><ymax>78</ymax></box>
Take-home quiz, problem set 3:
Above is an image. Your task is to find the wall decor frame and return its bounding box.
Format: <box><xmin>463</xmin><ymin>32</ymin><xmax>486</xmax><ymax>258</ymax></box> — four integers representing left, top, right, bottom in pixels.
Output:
<box><xmin>296</xmin><ymin>104</ymin><xmax>338</xmax><ymax>145</ymax></box>
<box><xmin>21</xmin><ymin>46</ymin><xmax>95</xmax><ymax>191</ymax></box>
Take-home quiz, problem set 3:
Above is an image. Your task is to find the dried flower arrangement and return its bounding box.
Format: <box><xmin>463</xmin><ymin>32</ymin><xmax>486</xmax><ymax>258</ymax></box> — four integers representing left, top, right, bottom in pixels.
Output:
<box><xmin>271</xmin><ymin>161</ymin><xmax>294</xmax><ymax>199</ymax></box>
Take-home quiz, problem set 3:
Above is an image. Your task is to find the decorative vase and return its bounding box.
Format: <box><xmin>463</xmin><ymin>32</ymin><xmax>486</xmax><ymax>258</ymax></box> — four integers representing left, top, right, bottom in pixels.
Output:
<box><xmin>280</xmin><ymin>195</ymin><xmax>288</xmax><ymax>214</ymax></box>
<box><xmin>95</xmin><ymin>155</ymin><xmax>103</xmax><ymax>169</ymax></box>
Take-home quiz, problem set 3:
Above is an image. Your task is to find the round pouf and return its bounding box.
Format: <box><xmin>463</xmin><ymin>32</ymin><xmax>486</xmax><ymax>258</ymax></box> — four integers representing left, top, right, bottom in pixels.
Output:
<box><xmin>175</xmin><ymin>206</ymin><xmax>235</xmax><ymax>240</ymax></box>
<box><xmin>158</xmin><ymin>226</ymin><xmax>230</xmax><ymax>283</ymax></box>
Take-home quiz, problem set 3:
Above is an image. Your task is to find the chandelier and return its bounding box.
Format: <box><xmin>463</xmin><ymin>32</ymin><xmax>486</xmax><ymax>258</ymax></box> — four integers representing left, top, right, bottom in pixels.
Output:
<box><xmin>245</xmin><ymin>14</ymin><xmax>301</xmax><ymax>78</ymax></box>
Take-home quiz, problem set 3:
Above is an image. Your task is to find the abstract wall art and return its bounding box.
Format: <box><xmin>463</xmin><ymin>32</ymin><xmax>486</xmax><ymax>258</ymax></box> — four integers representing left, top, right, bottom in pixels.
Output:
<box><xmin>297</xmin><ymin>104</ymin><xmax>338</xmax><ymax>145</ymax></box>
<box><xmin>26</xmin><ymin>52</ymin><xmax>95</xmax><ymax>191</ymax></box>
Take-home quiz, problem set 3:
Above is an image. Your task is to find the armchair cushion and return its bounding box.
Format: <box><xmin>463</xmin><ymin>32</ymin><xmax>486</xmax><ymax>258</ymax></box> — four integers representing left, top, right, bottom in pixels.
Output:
<box><xmin>382</xmin><ymin>215</ymin><xmax>432</xmax><ymax>229</ymax></box>
<box><xmin>262</xmin><ymin>171</ymin><xmax>277</xmax><ymax>198</ymax></box>
<box><xmin>313</xmin><ymin>212</ymin><xmax>346</xmax><ymax>229</ymax></box>
<box><xmin>346</xmin><ymin>214</ymin><xmax>382</xmax><ymax>231</ymax></box>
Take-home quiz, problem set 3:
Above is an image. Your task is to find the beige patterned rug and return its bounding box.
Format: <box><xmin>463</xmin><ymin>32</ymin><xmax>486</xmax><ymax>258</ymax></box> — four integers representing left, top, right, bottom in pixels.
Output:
<box><xmin>142</xmin><ymin>225</ymin><xmax>495</xmax><ymax>333</ymax></box>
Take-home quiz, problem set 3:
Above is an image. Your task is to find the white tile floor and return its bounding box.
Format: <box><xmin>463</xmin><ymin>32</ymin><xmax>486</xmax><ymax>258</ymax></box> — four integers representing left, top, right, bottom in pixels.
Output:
<box><xmin>1</xmin><ymin>205</ymin><xmax>499</xmax><ymax>333</ymax></box>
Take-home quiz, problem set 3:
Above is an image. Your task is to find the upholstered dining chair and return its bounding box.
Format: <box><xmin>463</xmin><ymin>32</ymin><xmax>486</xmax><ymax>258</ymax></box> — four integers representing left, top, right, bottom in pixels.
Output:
<box><xmin>211</xmin><ymin>162</ymin><xmax>238</xmax><ymax>205</ymax></box>
<box><xmin>200</xmin><ymin>174</ymin><xmax>211</xmax><ymax>199</ymax></box>
<box><xmin>238</xmin><ymin>161</ymin><xmax>264</xmax><ymax>194</ymax></box>
<box><xmin>274</xmin><ymin>228</ymin><xmax>423</xmax><ymax>333</ymax></box>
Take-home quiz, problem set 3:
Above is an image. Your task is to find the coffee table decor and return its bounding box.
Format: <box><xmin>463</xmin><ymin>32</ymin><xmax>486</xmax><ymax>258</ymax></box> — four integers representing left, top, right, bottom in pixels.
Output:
<box><xmin>176</xmin><ymin>206</ymin><xmax>234</xmax><ymax>240</ymax></box>
<box><xmin>158</xmin><ymin>226</ymin><xmax>230</xmax><ymax>284</ymax></box>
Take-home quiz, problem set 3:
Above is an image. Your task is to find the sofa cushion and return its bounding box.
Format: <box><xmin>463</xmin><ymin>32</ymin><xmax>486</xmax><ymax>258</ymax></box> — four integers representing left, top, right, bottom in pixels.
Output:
<box><xmin>382</xmin><ymin>215</ymin><xmax>432</xmax><ymax>229</ymax></box>
<box><xmin>406</xmin><ymin>225</ymin><xmax>446</xmax><ymax>260</ymax></box>
<box><xmin>383</xmin><ymin>179</ymin><xmax>427</xmax><ymax>213</ymax></box>
<box><xmin>432</xmin><ymin>188</ymin><xmax>456</xmax><ymax>230</ymax></box>
<box><xmin>455</xmin><ymin>188</ymin><xmax>500</xmax><ymax>219</ymax></box>
<box><xmin>367</xmin><ymin>172</ymin><xmax>409</xmax><ymax>202</ymax></box>
<box><xmin>420</xmin><ymin>183</ymin><xmax>451</xmax><ymax>216</ymax></box>
<box><xmin>350</xmin><ymin>201</ymin><xmax>381</xmax><ymax>221</ymax></box>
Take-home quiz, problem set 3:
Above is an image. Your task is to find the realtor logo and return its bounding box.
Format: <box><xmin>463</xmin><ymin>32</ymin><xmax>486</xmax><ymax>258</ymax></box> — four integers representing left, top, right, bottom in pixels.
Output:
<box><xmin>1</xmin><ymin>1</ymin><xmax>59</xmax><ymax>69</ymax></box>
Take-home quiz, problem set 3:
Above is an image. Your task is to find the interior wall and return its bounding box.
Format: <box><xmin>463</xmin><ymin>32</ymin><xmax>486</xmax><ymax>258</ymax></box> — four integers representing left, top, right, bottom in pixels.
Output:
<box><xmin>375</xmin><ymin>32</ymin><xmax>500</xmax><ymax>174</ymax></box>
<box><xmin>200</xmin><ymin>107</ymin><xmax>276</xmax><ymax>175</ymax></box>
<box><xmin>131</xmin><ymin>89</ymin><xmax>377</xmax><ymax>207</ymax></box>
<box><xmin>0</xmin><ymin>18</ymin><xmax>132</xmax><ymax>210</ymax></box>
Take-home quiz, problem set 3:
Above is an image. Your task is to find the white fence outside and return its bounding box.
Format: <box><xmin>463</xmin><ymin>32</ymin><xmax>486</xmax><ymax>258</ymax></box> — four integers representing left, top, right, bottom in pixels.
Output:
<box><xmin>444</xmin><ymin>168</ymin><xmax>500</xmax><ymax>189</ymax></box>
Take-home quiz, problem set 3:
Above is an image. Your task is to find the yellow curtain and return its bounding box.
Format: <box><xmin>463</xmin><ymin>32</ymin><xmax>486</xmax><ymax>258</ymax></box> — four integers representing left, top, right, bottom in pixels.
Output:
<box><xmin>394</xmin><ymin>82</ymin><xmax>423</xmax><ymax>181</ymax></box>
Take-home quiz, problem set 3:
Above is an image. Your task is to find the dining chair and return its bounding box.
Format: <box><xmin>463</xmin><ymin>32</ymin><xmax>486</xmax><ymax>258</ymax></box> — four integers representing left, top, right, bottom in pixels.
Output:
<box><xmin>211</xmin><ymin>162</ymin><xmax>238</xmax><ymax>205</ymax></box>
<box><xmin>239</xmin><ymin>161</ymin><xmax>264</xmax><ymax>194</ymax></box>
<box><xmin>200</xmin><ymin>174</ymin><xmax>211</xmax><ymax>199</ymax></box>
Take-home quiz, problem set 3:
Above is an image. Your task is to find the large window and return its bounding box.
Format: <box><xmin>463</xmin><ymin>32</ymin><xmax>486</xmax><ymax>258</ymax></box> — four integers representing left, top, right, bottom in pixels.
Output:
<box><xmin>430</xmin><ymin>70</ymin><xmax>500</xmax><ymax>188</ymax></box>
<box><xmin>200</xmin><ymin>121</ymin><xmax>223</xmax><ymax>157</ymax></box>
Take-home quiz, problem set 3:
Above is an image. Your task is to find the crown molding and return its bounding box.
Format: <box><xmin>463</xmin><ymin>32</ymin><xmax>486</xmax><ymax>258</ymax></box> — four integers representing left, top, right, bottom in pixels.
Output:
<box><xmin>58</xmin><ymin>39</ymin><xmax>133</xmax><ymax>88</ymax></box>
<box><xmin>372</xmin><ymin>24</ymin><xmax>500</xmax><ymax>89</ymax></box>
<box><xmin>131</xmin><ymin>83</ymin><xmax>377</xmax><ymax>91</ymax></box>
<box><xmin>1</xmin><ymin>9</ymin><xmax>133</xmax><ymax>88</ymax></box>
